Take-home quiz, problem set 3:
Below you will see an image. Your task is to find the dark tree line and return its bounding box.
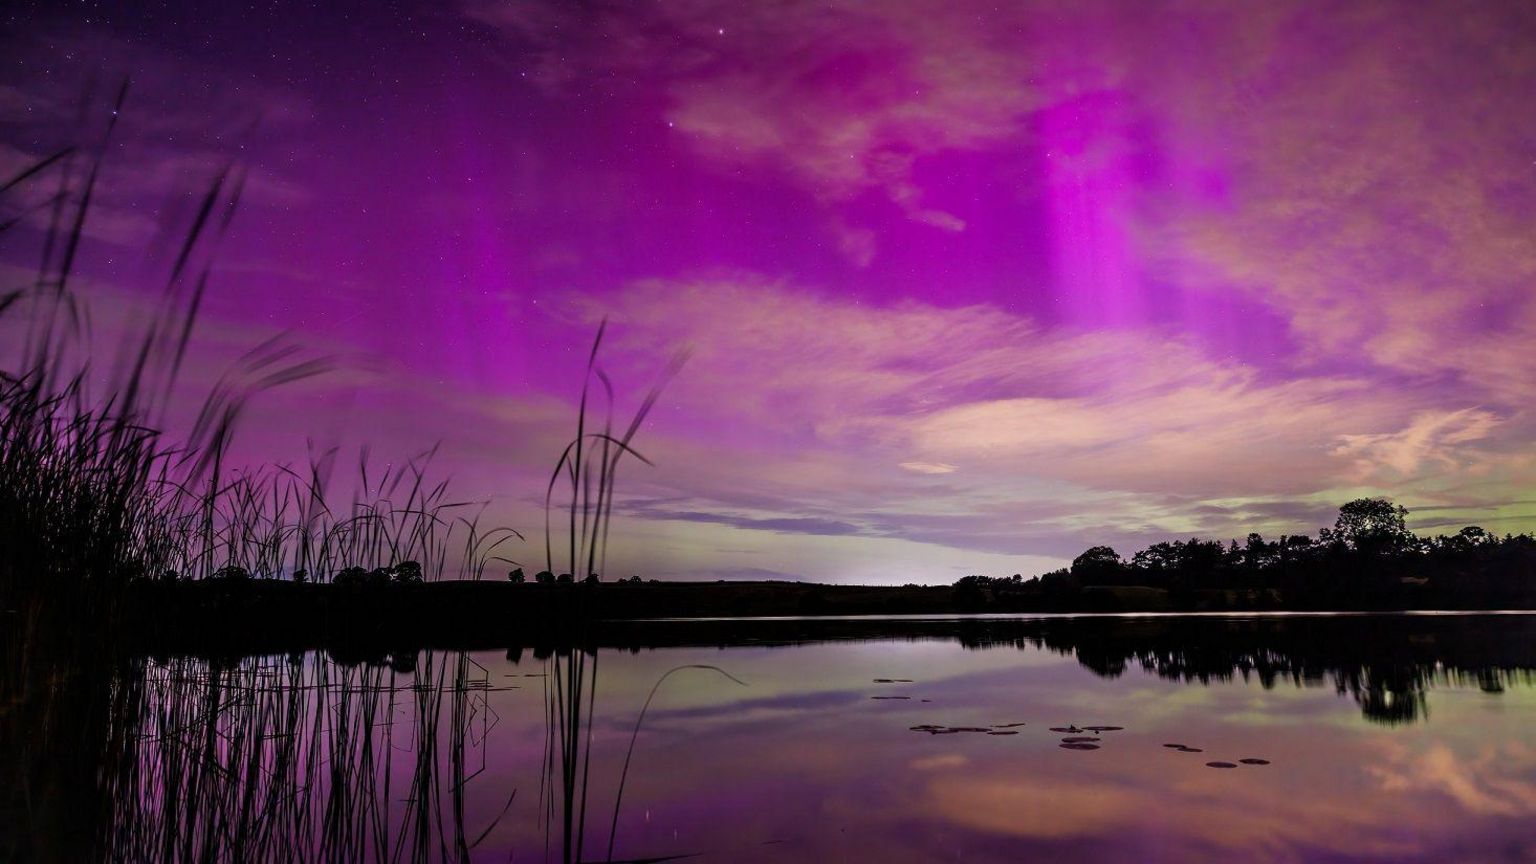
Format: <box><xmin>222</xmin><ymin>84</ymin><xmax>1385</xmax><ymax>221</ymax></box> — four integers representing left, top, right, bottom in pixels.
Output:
<box><xmin>956</xmin><ymin>498</ymin><xmax>1536</xmax><ymax>610</ymax></box>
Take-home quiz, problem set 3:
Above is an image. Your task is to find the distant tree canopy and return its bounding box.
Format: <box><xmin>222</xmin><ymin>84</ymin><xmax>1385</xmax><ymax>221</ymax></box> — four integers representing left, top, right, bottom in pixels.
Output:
<box><xmin>1071</xmin><ymin>546</ymin><xmax>1122</xmax><ymax>579</ymax></box>
<box><xmin>953</xmin><ymin>498</ymin><xmax>1536</xmax><ymax>609</ymax></box>
<box><xmin>1332</xmin><ymin>497</ymin><xmax>1413</xmax><ymax>553</ymax></box>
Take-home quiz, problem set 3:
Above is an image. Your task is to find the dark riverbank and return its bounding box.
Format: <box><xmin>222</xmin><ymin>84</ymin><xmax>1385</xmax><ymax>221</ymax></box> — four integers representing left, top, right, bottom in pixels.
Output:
<box><xmin>124</xmin><ymin>577</ymin><xmax>1536</xmax><ymax>657</ymax></box>
<box><xmin>125</xmin><ymin>579</ymin><xmax>955</xmax><ymax>655</ymax></box>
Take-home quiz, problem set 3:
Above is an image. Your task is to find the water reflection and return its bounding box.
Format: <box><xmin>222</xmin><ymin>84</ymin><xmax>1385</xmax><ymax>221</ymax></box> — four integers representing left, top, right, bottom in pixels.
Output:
<box><xmin>12</xmin><ymin>613</ymin><xmax>1536</xmax><ymax>862</ymax></box>
<box><xmin>101</xmin><ymin>650</ymin><xmax>504</xmax><ymax>862</ymax></box>
<box><xmin>593</xmin><ymin>612</ymin><xmax>1536</xmax><ymax>725</ymax></box>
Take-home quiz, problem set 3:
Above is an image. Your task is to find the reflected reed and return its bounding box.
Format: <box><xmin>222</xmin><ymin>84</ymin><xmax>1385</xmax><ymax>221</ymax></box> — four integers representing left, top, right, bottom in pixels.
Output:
<box><xmin>99</xmin><ymin>650</ymin><xmax>502</xmax><ymax>863</ymax></box>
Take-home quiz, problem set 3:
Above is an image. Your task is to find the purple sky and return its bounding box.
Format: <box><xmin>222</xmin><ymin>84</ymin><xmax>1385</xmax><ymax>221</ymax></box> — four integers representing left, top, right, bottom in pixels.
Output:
<box><xmin>3</xmin><ymin>1</ymin><xmax>1536</xmax><ymax>582</ymax></box>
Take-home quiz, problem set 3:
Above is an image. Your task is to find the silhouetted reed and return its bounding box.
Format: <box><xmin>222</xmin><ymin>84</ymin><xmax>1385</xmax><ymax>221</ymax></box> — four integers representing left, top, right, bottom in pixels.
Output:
<box><xmin>537</xmin><ymin>323</ymin><xmax>686</xmax><ymax>864</ymax></box>
<box><xmin>0</xmin><ymin>86</ymin><xmax>522</xmax><ymax>620</ymax></box>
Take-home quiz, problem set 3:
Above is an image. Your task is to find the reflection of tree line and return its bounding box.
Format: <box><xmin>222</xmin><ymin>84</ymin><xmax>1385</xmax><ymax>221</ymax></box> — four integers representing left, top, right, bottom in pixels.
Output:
<box><xmin>951</xmin><ymin>615</ymin><xmax>1536</xmax><ymax>725</ymax></box>
<box><xmin>587</xmin><ymin>613</ymin><xmax>1536</xmax><ymax>726</ymax></box>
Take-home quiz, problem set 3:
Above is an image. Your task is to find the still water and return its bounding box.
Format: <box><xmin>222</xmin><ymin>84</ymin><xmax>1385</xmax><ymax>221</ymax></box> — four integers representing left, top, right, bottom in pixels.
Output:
<box><xmin>99</xmin><ymin>614</ymin><xmax>1536</xmax><ymax>862</ymax></box>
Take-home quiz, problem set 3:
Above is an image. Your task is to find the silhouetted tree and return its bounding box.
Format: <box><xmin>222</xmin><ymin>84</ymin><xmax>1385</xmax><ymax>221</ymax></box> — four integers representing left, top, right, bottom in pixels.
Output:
<box><xmin>1039</xmin><ymin>568</ymin><xmax>1078</xmax><ymax>596</ymax></box>
<box><xmin>1071</xmin><ymin>546</ymin><xmax>1124</xmax><ymax>585</ymax></box>
<box><xmin>1444</xmin><ymin>526</ymin><xmax>1494</xmax><ymax>551</ymax></box>
<box><xmin>1334</xmin><ymin>497</ymin><xmax>1413</xmax><ymax>554</ymax></box>
<box><xmin>1242</xmin><ymin>533</ymin><xmax>1275</xmax><ymax>569</ymax></box>
<box><xmin>1275</xmin><ymin>534</ymin><xmax>1314</xmax><ymax>563</ymax></box>
<box><xmin>1131</xmin><ymin>542</ymin><xmax>1180</xmax><ymax>574</ymax></box>
<box><xmin>509</xmin><ymin>568</ymin><xmax>525</xmax><ymax>583</ymax></box>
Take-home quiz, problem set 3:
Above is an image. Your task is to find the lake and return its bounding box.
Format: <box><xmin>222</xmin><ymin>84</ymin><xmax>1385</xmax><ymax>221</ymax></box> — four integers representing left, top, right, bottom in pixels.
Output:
<box><xmin>83</xmin><ymin>613</ymin><xmax>1536</xmax><ymax>862</ymax></box>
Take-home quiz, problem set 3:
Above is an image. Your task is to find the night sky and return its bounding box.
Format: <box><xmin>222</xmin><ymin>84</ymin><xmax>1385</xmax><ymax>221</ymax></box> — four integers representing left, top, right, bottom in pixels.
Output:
<box><xmin>4</xmin><ymin>0</ymin><xmax>1535</xmax><ymax>582</ymax></box>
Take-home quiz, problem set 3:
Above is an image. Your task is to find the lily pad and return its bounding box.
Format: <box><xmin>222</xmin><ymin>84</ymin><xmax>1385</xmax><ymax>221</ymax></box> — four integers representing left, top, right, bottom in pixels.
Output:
<box><xmin>1239</xmin><ymin>758</ymin><xmax>1271</xmax><ymax>765</ymax></box>
<box><xmin>1176</xmin><ymin>747</ymin><xmax>1204</xmax><ymax>753</ymax></box>
<box><xmin>993</xmin><ymin>722</ymin><xmax>1028</xmax><ymax>728</ymax></box>
<box><xmin>987</xmin><ymin>730</ymin><xmax>1020</xmax><ymax>736</ymax></box>
<box><xmin>1060</xmin><ymin>742</ymin><xmax>1101</xmax><ymax>751</ymax></box>
<box><xmin>1049</xmin><ymin>726</ymin><xmax>1084</xmax><ymax>733</ymax></box>
<box><xmin>1061</xmin><ymin>736</ymin><xmax>1102</xmax><ymax>743</ymax></box>
<box><xmin>1084</xmin><ymin>726</ymin><xmax>1124</xmax><ymax>732</ymax></box>
<box><xmin>1205</xmin><ymin>761</ymin><xmax>1238</xmax><ymax>769</ymax></box>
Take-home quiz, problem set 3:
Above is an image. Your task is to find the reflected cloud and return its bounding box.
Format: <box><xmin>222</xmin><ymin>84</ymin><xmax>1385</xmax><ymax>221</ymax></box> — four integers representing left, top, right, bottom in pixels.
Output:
<box><xmin>1370</xmin><ymin>741</ymin><xmax>1536</xmax><ymax>819</ymax></box>
<box><xmin>926</xmin><ymin>777</ymin><xmax>1142</xmax><ymax>839</ymax></box>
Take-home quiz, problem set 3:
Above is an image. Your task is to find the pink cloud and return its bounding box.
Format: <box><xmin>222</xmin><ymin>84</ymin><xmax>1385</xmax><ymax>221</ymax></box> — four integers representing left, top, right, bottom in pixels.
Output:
<box><xmin>899</xmin><ymin>462</ymin><xmax>956</xmax><ymax>475</ymax></box>
<box><xmin>586</xmin><ymin>277</ymin><xmax>1424</xmax><ymax>496</ymax></box>
<box><xmin>1334</xmin><ymin>409</ymin><xmax>1504</xmax><ymax>481</ymax></box>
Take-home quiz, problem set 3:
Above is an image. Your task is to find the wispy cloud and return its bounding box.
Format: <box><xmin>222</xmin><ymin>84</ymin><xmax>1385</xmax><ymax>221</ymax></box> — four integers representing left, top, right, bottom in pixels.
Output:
<box><xmin>1334</xmin><ymin>408</ymin><xmax>1503</xmax><ymax>481</ymax></box>
<box><xmin>900</xmin><ymin>462</ymin><xmax>956</xmax><ymax>475</ymax></box>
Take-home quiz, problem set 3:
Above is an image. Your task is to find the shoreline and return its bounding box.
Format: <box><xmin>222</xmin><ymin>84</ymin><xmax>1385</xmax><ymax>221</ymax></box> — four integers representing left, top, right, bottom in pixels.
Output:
<box><xmin>121</xmin><ymin>578</ymin><xmax>1536</xmax><ymax>657</ymax></box>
